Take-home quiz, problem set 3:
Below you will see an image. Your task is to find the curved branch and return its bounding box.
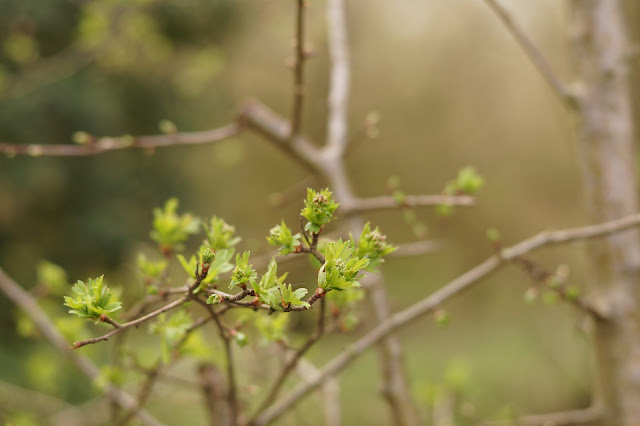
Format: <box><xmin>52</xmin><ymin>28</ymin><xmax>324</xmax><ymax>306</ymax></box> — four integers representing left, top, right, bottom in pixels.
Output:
<box><xmin>343</xmin><ymin>194</ymin><xmax>475</xmax><ymax>215</ymax></box>
<box><xmin>253</xmin><ymin>213</ymin><xmax>640</xmax><ymax>424</ymax></box>
<box><xmin>0</xmin><ymin>267</ymin><xmax>163</xmax><ymax>426</ymax></box>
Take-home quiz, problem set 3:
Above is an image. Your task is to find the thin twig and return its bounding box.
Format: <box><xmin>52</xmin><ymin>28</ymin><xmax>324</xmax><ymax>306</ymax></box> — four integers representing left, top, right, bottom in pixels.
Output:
<box><xmin>289</xmin><ymin>0</ymin><xmax>307</xmax><ymax>141</ymax></box>
<box><xmin>325</xmin><ymin>0</ymin><xmax>351</xmax><ymax>157</ymax></box>
<box><xmin>195</xmin><ymin>298</ymin><xmax>238</xmax><ymax>426</ymax></box>
<box><xmin>248</xmin><ymin>299</ymin><xmax>327</xmax><ymax>424</ymax></box>
<box><xmin>344</xmin><ymin>194</ymin><xmax>475</xmax><ymax>215</ymax></box>
<box><xmin>481</xmin><ymin>405</ymin><xmax>602</xmax><ymax>425</ymax></box>
<box><xmin>0</xmin><ymin>123</ymin><xmax>239</xmax><ymax>157</ymax></box>
<box><xmin>481</xmin><ymin>0</ymin><xmax>577</xmax><ymax>107</ymax></box>
<box><xmin>252</xmin><ymin>213</ymin><xmax>640</xmax><ymax>424</ymax></box>
<box><xmin>71</xmin><ymin>296</ymin><xmax>189</xmax><ymax>349</ymax></box>
<box><xmin>0</xmin><ymin>267</ymin><xmax>163</xmax><ymax>426</ymax></box>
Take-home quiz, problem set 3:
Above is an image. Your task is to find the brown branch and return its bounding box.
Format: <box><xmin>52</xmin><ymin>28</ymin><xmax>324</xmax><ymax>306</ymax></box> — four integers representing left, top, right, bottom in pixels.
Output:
<box><xmin>0</xmin><ymin>266</ymin><xmax>163</xmax><ymax>426</ymax></box>
<box><xmin>289</xmin><ymin>0</ymin><xmax>307</xmax><ymax>141</ymax></box>
<box><xmin>195</xmin><ymin>298</ymin><xmax>238</xmax><ymax>426</ymax></box>
<box><xmin>481</xmin><ymin>0</ymin><xmax>577</xmax><ymax>107</ymax></box>
<box><xmin>248</xmin><ymin>299</ymin><xmax>327</xmax><ymax>424</ymax></box>
<box><xmin>71</xmin><ymin>296</ymin><xmax>189</xmax><ymax>349</ymax></box>
<box><xmin>325</xmin><ymin>0</ymin><xmax>350</xmax><ymax>157</ymax></box>
<box><xmin>252</xmin><ymin>213</ymin><xmax>640</xmax><ymax>424</ymax></box>
<box><xmin>343</xmin><ymin>194</ymin><xmax>475</xmax><ymax>215</ymax></box>
<box><xmin>0</xmin><ymin>123</ymin><xmax>239</xmax><ymax>157</ymax></box>
<box><xmin>482</xmin><ymin>405</ymin><xmax>602</xmax><ymax>425</ymax></box>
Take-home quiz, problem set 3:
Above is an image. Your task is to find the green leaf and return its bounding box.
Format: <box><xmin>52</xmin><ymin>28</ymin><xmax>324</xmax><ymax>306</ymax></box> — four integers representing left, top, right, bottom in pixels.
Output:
<box><xmin>36</xmin><ymin>260</ymin><xmax>69</xmax><ymax>295</ymax></box>
<box><xmin>300</xmin><ymin>188</ymin><xmax>340</xmax><ymax>234</ymax></box>
<box><xmin>137</xmin><ymin>253</ymin><xmax>168</xmax><ymax>280</ymax></box>
<box><xmin>203</xmin><ymin>216</ymin><xmax>241</xmax><ymax>250</ymax></box>
<box><xmin>280</xmin><ymin>284</ymin><xmax>309</xmax><ymax>309</ymax></box>
<box><xmin>318</xmin><ymin>239</ymin><xmax>369</xmax><ymax>291</ymax></box>
<box><xmin>352</xmin><ymin>222</ymin><xmax>397</xmax><ymax>270</ymax></box>
<box><xmin>255</xmin><ymin>314</ymin><xmax>289</xmax><ymax>343</ymax></box>
<box><xmin>63</xmin><ymin>276</ymin><xmax>122</xmax><ymax>320</ymax></box>
<box><xmin>267</xmin><ymin>220</ymin><xmax>302</xmax><ymax>255</ymax></box>
<box><xmin>230</xmin><ymin>251</ymin><xmax>257</xmax><ymax>289</ymax></box>
<box><xmin>233</xmin><ymin>331</ymin><xmax>249</xmax><ymax>347</ymax></box>
<box><xmin>150</xmin><ymin>198</ymin><xmax>200</xmax><ymax>252</ymax></box>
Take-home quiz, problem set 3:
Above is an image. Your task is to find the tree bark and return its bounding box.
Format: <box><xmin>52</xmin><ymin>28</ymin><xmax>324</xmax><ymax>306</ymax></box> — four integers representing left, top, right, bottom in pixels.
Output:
<box><xmin>568</xmin><ymin>0</ymin><xmax>640</xmax><ymax>424</ymax></box>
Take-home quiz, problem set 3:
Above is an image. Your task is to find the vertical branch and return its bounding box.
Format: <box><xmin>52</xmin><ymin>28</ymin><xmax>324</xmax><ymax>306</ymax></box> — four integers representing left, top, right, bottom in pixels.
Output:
<box><xmin>568</xmin><ymin>0</ymin><xmax>640</xmax><ymax>423</ymax></box>
<box><xmin>290</xmin><ymin>0</ymin><xmax>307</xmax><ymax>142</ymax></box>
<box><xmin>325</xmin><ymin>0</ymin><xmax>351</xmax><ymax>157</ymax></box>
<box><xmin>248</xmin><ymin>299</ymin><xmax>327</xmax><ymax>423</ymax></box>
<box><xmin>196</xmin><ymin>299</ymin><xmax>238</xmax><ymax>426</ymax></box>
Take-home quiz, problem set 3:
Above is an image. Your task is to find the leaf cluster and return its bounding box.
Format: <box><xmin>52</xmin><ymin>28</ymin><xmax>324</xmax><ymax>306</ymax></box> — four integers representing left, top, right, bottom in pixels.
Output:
<box><xmin>318</xmin><ymin>240</ymin><xmax>369</xmax><ymax>291</ymax></box>
<box><xmin>300</xmin><ymin>188</ymin><xmax>340</xmax><ymax>233</ymax></box>
<box><xmin>63</xmin><ymin>276</ymin><xmax>122</xmax><ymax>320</ymax></box>
<box><xmin>150</xmin><ymin>198</ymin><xmax>200</xmax><ymax>252</ymax></box>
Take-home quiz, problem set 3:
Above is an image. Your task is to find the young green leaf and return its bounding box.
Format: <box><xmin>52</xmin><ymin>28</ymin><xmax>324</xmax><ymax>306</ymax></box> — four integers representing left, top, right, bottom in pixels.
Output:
<box><xmin>150</xmin><ymin>198</ymin><xmax>200</xmax><ymax>252</ymax></box>
<box><xmin>203</xmin><ymin>216</ymin><xmax>241</xmax><ymax>250</ymax></box>
<box><xmin>300</xmin><ymin>188</ymin><xmax>340</xmax><ymax>234</ymax></box>
<box><xmin>318</xmin><ymin>239</ymin><xmax>369</xmax><ymax>291</ymax></box>
<box><xmin>63</xmin><ymin>276</ymin><xmax>122</xmax><ymax>320</ymax></box>
<box><xmin>230</xmin><ymin>251</ymin><xmax>257</xmax><ymax>289</ymax></box>
<box><xmin>267</xmin><ymin>220</ymin><xmax>302</xmax><ymax>255</ymax></box>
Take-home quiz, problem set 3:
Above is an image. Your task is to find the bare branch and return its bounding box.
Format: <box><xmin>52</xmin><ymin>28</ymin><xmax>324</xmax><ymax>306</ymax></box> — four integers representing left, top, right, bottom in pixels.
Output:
<box><xmin>481</xmin><ymin>0</ymin><xmax>577</xmax><ymax>107</ymax></box>
<box><xmin>344</xmin><ymin>194</ymin><xmax>475</xmax><ymax>215</ymax></box>
<box><xmin>289</xmin><ymin>0</ymin><xmax>308</xmax><ymax>141</ymax></box>
<box><xmin>253</xmin><ymin>213</ymin><xmax>640</xmax><ymax>424</ymax></box>
<box><xmin>325</xmin><ymin>0</ymin><xmax>351</xmax><ymax>157</ymax></box>
<box><xmin>389</xmin><ymin>240</ymin><xmax>441</xmax><ymax>258</ymax></box>
<box><xmin>0</xmin><ymin>123</ymin><xmax>239</xmax><ymax>157</ymax></box>
<box><xmin>248</xmin><ymin>299</ymin><xmax>327</xmax><ymax>423</ymax></box>
<box><xmin>0</xmin><ymin>267</ymin><xmax>163</xmax><ymax>426</ymax></box>
<box><xmin>295</xmin><ymin>358</ymin><xmax>341</xmax><ymax>426</ymax></box>
<box><xmin>482</xmin><ymin>405</ymin><xmax>602</xmax><ymax>425</ymax></box>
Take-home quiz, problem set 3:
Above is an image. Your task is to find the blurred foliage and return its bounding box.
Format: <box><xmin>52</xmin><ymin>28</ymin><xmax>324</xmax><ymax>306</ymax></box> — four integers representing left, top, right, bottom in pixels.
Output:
<box><xmin>0</xmin><ymin>0</ymin><xmax>633</xmax><ymax>424</ymax></box>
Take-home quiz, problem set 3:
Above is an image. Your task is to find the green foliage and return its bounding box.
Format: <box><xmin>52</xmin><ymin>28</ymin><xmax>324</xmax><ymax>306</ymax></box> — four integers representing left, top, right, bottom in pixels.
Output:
<box><xmin>300</xmin><ymin>188</ymin><xmax>340</xmax><ymax>234</ymax></box>
<box><xmin>203</xmin><ymin>216</ymin><xmax>241</xmax><ymax>250</ymax></box>
<box><xmin>485</xmin><ymin>227</ymin><xmax>501</xmax><ymax>243</ymax></box>
<box><xmin>36</xmin><ymin>260</ymin><xmax>69</xmax><ymax>295</ymax></box>
<box><xmin>434</xmin><ymin>309</ymin><xmax>450</xmax><ymax>328</ymax></box>
<box><xmin>280</xmin><ymin>284</ymin><xmax>309</xmax><ymax>309</ymax></box>
<box><xmin>267</xmin><ymin>220</ymin><xmax>302</xmax><ymax>255</ymax></box>
<box><xmin>255</xmin><ymin>314</ymin><xmax>289</xmax><ymax>343</ymax></box>
<box><xmin>63</xmin><ymin>276</ymin><xmax>122</xmax><ymax>320</ymax></box>
<box><xmin>230</xmin><ymin>251</ymin><xmax>257</xmax><ymax>289</ymax></box>
<box><xmin>201</xmin><ymin>247</ymin><xmax>215</xmax><ymax>265</ymax></box>
<box><xmin>438</xmin><ymin>166</ymin><xmax>485</xmax><ymax>216</ymax></box>
<box><xmin>150</xmin><ymin>198</ymin><xmax>200</xmax><ymax>252</ymax></box>
<box><xmin>137</xmin><ymin>253</ymin><xmax>168</xmax><ymax>280</ymax></box>
<box><xmin>318</xmin><ymin>240</ymin><xmax>369</xmax><ymax>291</ymax></box>
<box><xmin>352</xmin><ymin>222</ymin><xmax>396</xmax><ymax>269</ymax></box>
<box><xmin>250</xmin><ymin>258</ymin><xmax>288</xmax><ymax>311</ymax></box>
<box><xmin>177</xmin><ymin>247</ymin><xmax>233</xmax><ymax>291</ymax></box>
<box><xmin>232</xmin><ymin>331</ymin><xmax>249</xmax><ymax>347</ymax></box>
<box><xmin>93</xmin><ymin>365</ymin><xmax>124</xmax><ymax>391</ymax></box>
<box><xmin>149</xmin><ymin>310</ymin><xmax>194</xmax><ymax>364</ymax></box>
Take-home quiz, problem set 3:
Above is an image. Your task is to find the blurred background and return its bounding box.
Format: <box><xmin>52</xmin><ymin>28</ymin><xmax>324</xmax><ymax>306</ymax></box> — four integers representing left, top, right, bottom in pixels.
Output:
<box><xmin>1</xmin><ymin>0</ymin><xmax>639</xmax><ymax>424</ymax></box>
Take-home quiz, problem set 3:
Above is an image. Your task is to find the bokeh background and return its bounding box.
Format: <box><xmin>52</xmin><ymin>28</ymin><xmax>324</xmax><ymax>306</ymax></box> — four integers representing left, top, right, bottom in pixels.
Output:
<box><xmin>1</xmin><ymin>0</ymin><xmax>640</xmax><ymax>424</ymax></box>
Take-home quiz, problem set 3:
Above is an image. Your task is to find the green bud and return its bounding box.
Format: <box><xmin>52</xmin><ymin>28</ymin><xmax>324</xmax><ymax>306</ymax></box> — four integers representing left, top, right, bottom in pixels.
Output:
<box><xmin>206</xmin><ymin>294</ymin><xmax>222</xmax><ymax>305</ymax></box>
<box><xmin>201</xmin><ymin>248</ymin><xmax>215</xmax><ymax>265</ymax></box>
<box><xmin>486</xmin><ymin>227</ymin><xmax>501</xmax><ymax>243</ymax></box>
<box><xmin>434</xmin><ymin>309</ymin><xmax>450</xmax><ymax>328</ymax></box>
<box><xmin>565</xmin><ymin>286</ymin><xmax>580</xmax><ymax>301</ymax></box>
<box><xmin>72</xmin><ymin>131</ymin><xmax>92</xmax><ymax>145</ymax></box>
<box><xmin>233</xmin><ymin>331</ymin><xmax>248</xmax><ymax>347</ymax></box>
<box><xmin>159</xmin><ymin>119</ymin><xmax>177</xmax><ymax>134</ymax></box>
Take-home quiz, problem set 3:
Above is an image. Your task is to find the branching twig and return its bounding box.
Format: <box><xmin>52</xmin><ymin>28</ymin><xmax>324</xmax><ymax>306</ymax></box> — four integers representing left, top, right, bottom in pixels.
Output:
<box><xmin>0</xmin><ymin>267</ymin><xmax>163</xmax><ymax>426</ymax></box>
<box><xmin>248</xmin><ymin>299</ymin><xmax>327</xmax><ymax>424</ymax></box>
<box><xmin>253</xmin><ymin>213</ymin><xmax>640</xmax><ymax>424</ymax></box>
<box><xmin>195</xmin><ymin>298</ymin><xmax>238</xmax><ymax>426</ymax></box>
<box><xmin>0</xmin><ymin>123</ymin><xmax>239</xmax><ymax>157</ymax></box>
<box><xmin>481</xmin><ymin>0</ymin><xmax>577</xmax><ymax>107</ymax></box>
<box><xmin>344</xmin><ymin>194</ymin><xmax>475</xmax><ymax>215</ymax></box>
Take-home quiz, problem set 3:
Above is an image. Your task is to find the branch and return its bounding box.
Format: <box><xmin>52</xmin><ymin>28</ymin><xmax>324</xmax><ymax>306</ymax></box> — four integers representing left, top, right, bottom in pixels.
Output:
<box><xmin>481</xmin><ymin>0</ymin><xmax>577</xmax><ymax>107</ymax></box>
<box><xmin>324</xmin><ymin>0</ymin><xmax>351</xmax><ymax>157</ymax></box>
<box><xmin>289</xmin><ymin>0</ymin><xmax>308</xmax><ymax>141</ymax></box>
<box><xmin>390</xmin><ymin>240</ymin><xmax>441</xmax><ymax>258</ymax></box>
<box><xmin>482</xmin><ymin>405</ymin><xmax>602</xmax><ymax>425</ymax></box>
<box><xmin>0</xmin><ymin>123</ymin><xmax>239</xmax><ymax>157</ymax></box>
<box><xmin>248</xmin><ymin>299</ymin><xmax>327</xmax><ymax>423</ymax></box>
<box><xmin>343</xmin><ymin>194</ymin><xmax>475</xmax><ymax>215</ymax></box>
<box><xmin>0</xmin><ymin>266</ymin><xmax>163</xmax><ymax>426</ymax></box>
<box><xmin>253</xmin><ymin>213</ymin><xmax>640</xmax><ymax>424</ymax></box>
<box><xmin>295</xmin><ymin>358</ymin><xmax>341</xmax><ymax>426</ymax></box>
<box><xmin>71</xmin><ymin>296</ymin><xmax>189</xmax><ymax>349</ymax></box>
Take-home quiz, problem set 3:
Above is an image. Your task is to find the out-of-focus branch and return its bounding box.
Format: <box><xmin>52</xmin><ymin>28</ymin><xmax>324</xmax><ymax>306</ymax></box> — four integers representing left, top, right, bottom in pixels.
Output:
<box><xmin>325</xmin><ymin>0</ymin><xmax>351</xmax><ymax>158</ymax></box>
<box><xmin>289</xmin><ymin>0</ymin><xmax>308</xmax><ymax>141</ymax></box>
<box><xmin>0</xmin><ymin>266</ymin><xmax>163</xmax><ymax>426</ymax></box>
<box><xmin>253</xmin><ymin>213</ymin><xmax>640</xmax><ymax>424</ymax></box>
<box><xmin>0</xmin><ymin>123</ymin><xmax>239</xmax><ymax>157</ymax></box>
<box><xmin>481</xmin><ymin>0</ymin><xmax>577</xmax><ymax>107</ymax></box>
<box><xmin>482</xmin><ymin>405</ymin><xmax>602</xmax><ymax>425</ymax></box>
<box><xmin>389</xmin><ymin>240</ymin><xmax>441</xmax><ymax>258</ymax></box>
<box><xmin>296</xmin><ymin>358</ymin><xmax>341</xmax><ymax>426</ymax></box>
<box><xmin>343</xmin><ymin>194</ymin><xmax>475</xmax><ymax>215</ymax></box>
